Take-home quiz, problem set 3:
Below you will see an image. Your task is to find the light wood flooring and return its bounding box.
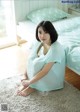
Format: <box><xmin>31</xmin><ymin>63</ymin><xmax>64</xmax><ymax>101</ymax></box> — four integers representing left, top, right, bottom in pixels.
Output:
<box><xmin>65</xmin><ymin>67</ymin><xmax>80</xmax><ymax>90</ymax></box>
<box><xmin>0</xmin><ymin>43</ymin><xmax>80</xmax><ymax>90</ymax></box>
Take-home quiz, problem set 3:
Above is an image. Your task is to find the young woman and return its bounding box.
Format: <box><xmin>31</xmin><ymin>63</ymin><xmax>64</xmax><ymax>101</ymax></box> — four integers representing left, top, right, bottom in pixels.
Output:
<box><xmin>17</xmin><ymin>21</ymin><xmax>66</xmax><ymax>97</ymax></box>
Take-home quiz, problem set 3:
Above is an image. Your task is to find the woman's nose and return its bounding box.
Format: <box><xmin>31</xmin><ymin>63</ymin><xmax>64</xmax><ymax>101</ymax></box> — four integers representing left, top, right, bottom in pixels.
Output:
<box><xmin>41</xmin><ymin>34</ymin><xmax>44</xmax><ymax>39</ymax></box>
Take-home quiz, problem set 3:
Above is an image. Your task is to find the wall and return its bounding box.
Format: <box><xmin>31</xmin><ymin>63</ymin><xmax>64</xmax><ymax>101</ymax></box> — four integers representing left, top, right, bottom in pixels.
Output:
<box><xmin>14</xmin><ymin>0</ymin><xmax>70</xmax><ymax>23</ymax></box>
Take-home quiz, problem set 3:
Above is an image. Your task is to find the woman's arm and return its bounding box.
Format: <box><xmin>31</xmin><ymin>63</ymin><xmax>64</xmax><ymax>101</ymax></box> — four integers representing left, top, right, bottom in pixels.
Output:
<box><xmin>29</xmin><ymin>62</ymin><xmax>55</xmax><ymax>85</ymax></box>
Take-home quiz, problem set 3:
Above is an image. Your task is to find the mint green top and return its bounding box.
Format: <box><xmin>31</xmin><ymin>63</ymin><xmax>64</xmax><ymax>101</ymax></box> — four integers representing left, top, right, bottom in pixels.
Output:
<box><xmin>27</xmin><ymin>41</ymin><xmax>66</xmax><ymax>91</ymax></box>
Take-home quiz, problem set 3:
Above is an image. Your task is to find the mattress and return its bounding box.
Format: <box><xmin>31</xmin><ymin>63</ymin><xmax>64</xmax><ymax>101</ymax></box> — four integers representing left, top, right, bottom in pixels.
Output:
<box><xmin>17</xmin><ymin>20</ymin><xmax>37</xmax><ymax>42</ymax></box>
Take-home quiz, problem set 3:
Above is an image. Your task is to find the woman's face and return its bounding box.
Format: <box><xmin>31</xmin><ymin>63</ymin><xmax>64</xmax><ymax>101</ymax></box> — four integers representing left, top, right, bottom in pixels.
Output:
<box><xmin>38</xmin><ymin>27</ymin><xmax>51</xmax><ymax>45</ymax></box>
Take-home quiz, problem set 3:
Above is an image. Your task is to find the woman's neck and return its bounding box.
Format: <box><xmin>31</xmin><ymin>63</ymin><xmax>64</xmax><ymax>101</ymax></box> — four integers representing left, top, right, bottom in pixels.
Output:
<box><xmin>42</xmin><ymin>43</ymin><xmax>51</xmax><ymax>55</ymax></box>
<box><xmin>43</xmin><ymin>43</ymin><xmax>51</xmax><ymax>50</ymax></box>
<box><xmin>37</xmin><ymin>42</ymin><xmax>51</xmax><ymax>56</ymax></box>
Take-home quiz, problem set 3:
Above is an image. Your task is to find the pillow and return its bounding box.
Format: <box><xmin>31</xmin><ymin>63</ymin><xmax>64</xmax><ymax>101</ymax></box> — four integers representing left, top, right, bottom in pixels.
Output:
<box><xmin>26</xmin><ymin>7</ymin><xmax>70</xmax><ymax>24</ymax></box>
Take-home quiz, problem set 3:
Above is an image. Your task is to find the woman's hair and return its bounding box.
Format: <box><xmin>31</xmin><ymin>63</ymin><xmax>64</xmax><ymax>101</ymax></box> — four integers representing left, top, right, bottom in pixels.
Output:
<box><xmin>36</xmin><ymin>21</ymin><xmax>58</xmax><ymax>44</ymax></box>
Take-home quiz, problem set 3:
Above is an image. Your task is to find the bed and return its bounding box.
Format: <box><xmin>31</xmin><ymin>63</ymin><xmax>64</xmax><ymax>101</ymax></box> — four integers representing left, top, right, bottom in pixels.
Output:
<box><xmin>16</xmin><ymin>7</ymin><xmax>80</xmax><ymax>75</ymax></box>
<box><xmin>54</xmin><ymin>17</ymin><xmax>80</xmax><ymax>75</ymax></box>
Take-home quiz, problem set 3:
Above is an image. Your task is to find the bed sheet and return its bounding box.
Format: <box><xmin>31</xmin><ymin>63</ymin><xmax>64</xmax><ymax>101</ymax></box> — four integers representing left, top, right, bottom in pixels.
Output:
<box><xmin>67</xmin><ymin>46</ymin><xmax>80</xmax><ymax>75</ymax></box>
<box><xmin>58</xmin><ymin>34</ymin><xmax>80</xmax><ymax>75</ymax></box>
<box><xmin>53</xmin><ymin>16</ymin><xmax>80</xmax><ymax>34</ymax></box>
<box><xmin>54</xmin><ymin>16</ymin><xmax>80</xmax><ymax>75</ymax></box>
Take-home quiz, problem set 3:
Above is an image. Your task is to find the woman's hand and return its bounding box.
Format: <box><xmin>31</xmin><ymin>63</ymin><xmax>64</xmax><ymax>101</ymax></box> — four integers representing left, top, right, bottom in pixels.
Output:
<box><xmin>21</xmin><ymin>80</ymin><xmax>30</xmax><ymax>87</ymax></box>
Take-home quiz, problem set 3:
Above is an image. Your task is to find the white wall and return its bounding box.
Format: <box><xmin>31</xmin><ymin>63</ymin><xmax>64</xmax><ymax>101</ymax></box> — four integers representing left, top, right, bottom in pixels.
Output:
<box><xmin>14</xmin><ymin>0</ymin><xmax>70</xmax><ymax>23</ymax></box>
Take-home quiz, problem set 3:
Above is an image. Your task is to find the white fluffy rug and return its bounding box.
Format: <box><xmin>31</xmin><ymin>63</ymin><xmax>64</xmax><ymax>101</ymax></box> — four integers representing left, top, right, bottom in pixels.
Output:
<box><xmin>0</xmin><ymin>75</ymin><xmax>80</xmax><ymax>112</ymax></box>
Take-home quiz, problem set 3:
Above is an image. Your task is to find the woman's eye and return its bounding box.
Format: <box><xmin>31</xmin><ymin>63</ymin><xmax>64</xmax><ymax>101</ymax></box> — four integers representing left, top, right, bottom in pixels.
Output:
<box><xmin>44</xmin><ymin>31</ymin><xmax>48</xmax><ymax>33</ymax></box>
<box><xmin>39</xmin><ymin>31</ymin><xmax>42</xmax><ymax>34</ymax></box>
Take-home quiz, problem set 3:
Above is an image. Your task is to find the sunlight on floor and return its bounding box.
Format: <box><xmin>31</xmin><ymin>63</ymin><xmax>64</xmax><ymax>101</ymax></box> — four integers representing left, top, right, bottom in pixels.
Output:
<box><xmin>0</xmin><ymin>43</ymin><xmax>29</xmax><ymax>80</ymax></box>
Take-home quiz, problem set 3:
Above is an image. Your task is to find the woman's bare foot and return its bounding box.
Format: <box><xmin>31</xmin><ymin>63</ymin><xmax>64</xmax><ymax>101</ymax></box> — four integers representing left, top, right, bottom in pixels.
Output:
<box><xmin>17</xmin><ymin>87</ymin><xmax>36</xmax><ymax>97</ymax></box>
<box><xmin>17</xmin><ymin>85</ymin><xmax>27</xmax><ymax>94</ymax></box>
<box><xmin>17</xmin><ymin>72</ymin><xmax>29</xmax><ymax>94</ymax></box>
<box><xmin>17</xmin><ymin>78</ymin><xmax>28</xmax><ymax>94</ymax></box>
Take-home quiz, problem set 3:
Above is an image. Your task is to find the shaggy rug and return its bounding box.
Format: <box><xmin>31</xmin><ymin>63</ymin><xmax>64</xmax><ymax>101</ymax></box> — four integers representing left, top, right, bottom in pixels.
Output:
<box><xmin>0</xmin><ymin>75</ymin><xmax>80</xmax><ymax>112</ymax></box>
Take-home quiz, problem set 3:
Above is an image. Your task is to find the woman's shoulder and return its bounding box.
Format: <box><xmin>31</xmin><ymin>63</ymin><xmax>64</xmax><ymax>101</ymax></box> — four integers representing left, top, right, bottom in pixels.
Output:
<box><xmin>51</xmin><ymin>41</ymin><xmax>63</xmax><ymax>49</ymax></box>
<box><xmin>51</xmin><ymin>41</ymin><xmax>65</xmax><ymax>55</ymax></box>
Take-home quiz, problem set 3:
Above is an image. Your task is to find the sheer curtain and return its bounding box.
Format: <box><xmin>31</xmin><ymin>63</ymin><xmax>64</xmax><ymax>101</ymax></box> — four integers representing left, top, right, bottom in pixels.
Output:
<box><xmin>0</xmin><ymin>0</ymin><xmax>17</xmax><ymax>48</ymax></box>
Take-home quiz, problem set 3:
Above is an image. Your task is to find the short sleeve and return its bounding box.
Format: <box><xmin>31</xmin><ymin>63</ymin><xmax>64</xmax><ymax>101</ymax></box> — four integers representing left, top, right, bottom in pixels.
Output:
<box><xmin>45</xmin><ymin>50</ymin><xmax>62</xmax><ymax>64</ymax></box>
<box><xmin>45</xmin><ymin>42</ymin><xmax>65</xmax><ymax>64</ymax></box>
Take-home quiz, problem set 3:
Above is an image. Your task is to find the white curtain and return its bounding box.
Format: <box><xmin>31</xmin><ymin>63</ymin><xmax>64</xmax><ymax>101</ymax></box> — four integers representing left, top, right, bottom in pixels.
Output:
<box><xmin>0</xmin><ymin>0</ymin><xmax>17</xmax><ymax>45</ymax></box>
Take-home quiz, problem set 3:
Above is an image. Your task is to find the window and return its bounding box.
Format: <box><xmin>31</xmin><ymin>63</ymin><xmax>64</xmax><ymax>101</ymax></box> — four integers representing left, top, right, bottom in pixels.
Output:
<box><xmin>0</xmin><ymin>0</ymin><xmax>17</xmax><ymax>48</ymax></box>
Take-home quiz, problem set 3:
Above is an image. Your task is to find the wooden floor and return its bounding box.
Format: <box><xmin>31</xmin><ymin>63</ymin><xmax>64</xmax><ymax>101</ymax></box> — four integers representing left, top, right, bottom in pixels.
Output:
<box><xmin>0</xmin><ymin>43</ymin><xmax>80</xmax><ymax>90</ymax></box>
<box><xmin>65</xmin><ymin>67</ymin><xmax>80</xmax><ymax>90</ymax></box>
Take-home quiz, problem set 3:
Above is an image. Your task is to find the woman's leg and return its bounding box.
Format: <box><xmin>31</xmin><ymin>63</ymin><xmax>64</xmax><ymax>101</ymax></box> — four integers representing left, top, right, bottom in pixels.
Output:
<box><xmin>21</xmin><ymin>71</ymin><xmax>29</xmax><ymax>81</ymax></box>
<box><xmin>17</xmin><ymin>71</ymin><xmax>29</xmax><ymax>93</ymax></box>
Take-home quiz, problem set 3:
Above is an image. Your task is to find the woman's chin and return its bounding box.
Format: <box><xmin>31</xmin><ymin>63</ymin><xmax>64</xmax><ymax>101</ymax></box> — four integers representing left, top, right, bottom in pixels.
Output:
<box><xmin>41</xmin><ymin>40</ymin><xmax>46</xmax><ymax>43</ymax></box>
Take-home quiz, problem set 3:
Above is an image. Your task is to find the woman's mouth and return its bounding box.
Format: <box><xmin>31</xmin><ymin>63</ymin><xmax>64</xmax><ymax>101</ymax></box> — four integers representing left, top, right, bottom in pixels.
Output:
<box><xmin>42</xmin><ymin>39</ymin><xmax>45</xmax><ymax>41</ymax></box>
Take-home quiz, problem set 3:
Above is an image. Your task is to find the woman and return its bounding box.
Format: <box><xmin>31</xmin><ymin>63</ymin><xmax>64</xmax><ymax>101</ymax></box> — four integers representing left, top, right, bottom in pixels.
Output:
<box><xmin>17</xmin><ymin>21</ymin><xmax>66</xmax><ymax>97</ymax></box>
